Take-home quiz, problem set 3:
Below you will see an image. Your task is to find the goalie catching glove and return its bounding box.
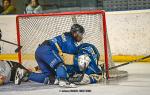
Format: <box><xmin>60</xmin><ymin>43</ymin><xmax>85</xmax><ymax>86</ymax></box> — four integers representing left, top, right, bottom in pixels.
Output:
<box><xmin>68</xmin><ymin>73</ymin><xmax>102</xmax><ymax>85</ymax></box>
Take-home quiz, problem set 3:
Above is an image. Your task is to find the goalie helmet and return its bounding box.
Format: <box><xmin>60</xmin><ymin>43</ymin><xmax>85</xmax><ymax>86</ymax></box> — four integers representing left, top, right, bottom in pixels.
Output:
<box><xmin>70</xmin><ymin>24</ymin><xmax>85</xmax><ymax>36</ymax></box>
<box><xmin>78</xmin><ymin>54</ymin><xmax>91</xmax><ymax>71</ymax></box>
<box><xmin>74</xmin><ymin>43</ymin><xmax>101</xmax><ymax>72</ymax></box>
<box><xmin>77</xmin><ymin>43</ymin><xmax>100</xmax><ymax>65</ymax></box>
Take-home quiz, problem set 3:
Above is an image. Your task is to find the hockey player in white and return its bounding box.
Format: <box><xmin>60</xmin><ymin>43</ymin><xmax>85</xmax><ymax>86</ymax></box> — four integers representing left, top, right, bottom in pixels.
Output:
<box><xmin>0</xmin><ymin>61</ymin><xmax>29</xmax><ymax>85</ymax></box>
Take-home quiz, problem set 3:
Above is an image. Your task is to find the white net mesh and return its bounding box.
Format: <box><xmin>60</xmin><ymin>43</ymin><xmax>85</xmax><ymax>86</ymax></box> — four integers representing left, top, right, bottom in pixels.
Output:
<box><xmin>16</xmin><ymin>10</ymin><xmax>127</xmax><ymax>78</ymax></box>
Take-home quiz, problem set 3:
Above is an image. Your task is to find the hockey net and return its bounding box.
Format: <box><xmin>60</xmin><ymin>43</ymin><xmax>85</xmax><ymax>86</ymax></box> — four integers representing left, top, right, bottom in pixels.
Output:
<box><xmin>16</xmin><ymin>10</ymin><xmax>128</xmax><ymax>79</ymax></box>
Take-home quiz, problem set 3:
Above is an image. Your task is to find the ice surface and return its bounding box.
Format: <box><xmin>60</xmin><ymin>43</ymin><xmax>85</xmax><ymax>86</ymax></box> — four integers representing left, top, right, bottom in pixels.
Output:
<box><xmin>0</xmin><ymin>62</ymin><xmax>150</xmax><ymax>95</ymax></box>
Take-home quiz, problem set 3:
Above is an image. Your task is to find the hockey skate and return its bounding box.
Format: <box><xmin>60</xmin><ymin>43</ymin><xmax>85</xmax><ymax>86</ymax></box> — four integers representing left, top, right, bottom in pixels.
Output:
<box><xmin>14</xmin><ymin>68</ymin><xmax>28</xmax><ymax>85</ymax></box>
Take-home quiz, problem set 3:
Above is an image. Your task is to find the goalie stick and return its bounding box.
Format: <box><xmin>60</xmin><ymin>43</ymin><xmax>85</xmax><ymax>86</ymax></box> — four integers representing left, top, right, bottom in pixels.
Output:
<box><xmin>102</xmin><ymin>55</ymin><xmax>150</xmax><ymax>79</ymax></box>
<box><xmin>108</xmin><ymin>55</ymin><xmax>150</xmax><ymax>70</ymax></box>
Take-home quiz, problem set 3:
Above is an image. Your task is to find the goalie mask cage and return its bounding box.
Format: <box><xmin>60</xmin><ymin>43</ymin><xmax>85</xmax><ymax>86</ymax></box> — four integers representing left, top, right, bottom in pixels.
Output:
<box><xmin>16</xmin><ymin>10</ymin><xmax>128</xmax><ymax>79</ymax></box>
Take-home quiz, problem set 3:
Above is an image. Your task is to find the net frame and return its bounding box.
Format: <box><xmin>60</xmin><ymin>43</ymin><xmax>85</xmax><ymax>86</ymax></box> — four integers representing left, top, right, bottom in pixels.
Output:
<box><xmin>16</xmin><ymin>10</ymin><xmax>126</xmax><ymax>79</ymax></box>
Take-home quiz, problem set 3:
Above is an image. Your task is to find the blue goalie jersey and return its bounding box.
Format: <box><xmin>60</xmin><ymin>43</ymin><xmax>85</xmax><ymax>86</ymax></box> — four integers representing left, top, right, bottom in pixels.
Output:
<box><xmin>65</xmin><ymin>43</ymin><xmax>102</xmax><ymax>84</ymax></box>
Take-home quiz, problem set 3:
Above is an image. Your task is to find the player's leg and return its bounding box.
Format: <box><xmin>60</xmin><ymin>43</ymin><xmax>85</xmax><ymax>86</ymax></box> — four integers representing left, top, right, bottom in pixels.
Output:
<box><xmin>15</xmin><ymin>53</ymin><xmax>56</xmax><ymax>85</ymax></box>
<box><xmin>28</xmin><ymin>57</ymin><xmax>54</xmax><ymax>83</ymax></box>
<box><xmin>35</xmin><ymin>45</ymin><xmax>66</xmax><ymax>78</ymax></box>
<box><xmin>36</xmin><ymin>45</ymin><xmax>76</xmax><ymax>87</ymax></box>
<box><xmin>15</xmin><ymin>44</ymin><xmax>61</xmax><ymax>85</ymax></box>
<box><xmin>14</xmin><ymin>45</ymin><xmax>53</xmax><ymax>84</ymax></box>
<box><xmin>15</xmin><ymin>44</ymin><xmax>74</xmax><ymax>87</ymax></box>
<box><xmin>14</xmin><ymin>58</ymin><xmax>54</xmax><ymax>84</ymax></box>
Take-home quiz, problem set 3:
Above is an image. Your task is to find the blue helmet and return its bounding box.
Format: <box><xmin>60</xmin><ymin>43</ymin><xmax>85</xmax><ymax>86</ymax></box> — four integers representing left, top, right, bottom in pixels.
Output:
<box><xmin>77</xmin><ymin>43</ymin><xmax>100</xmax><ymax>62</ymax></box>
